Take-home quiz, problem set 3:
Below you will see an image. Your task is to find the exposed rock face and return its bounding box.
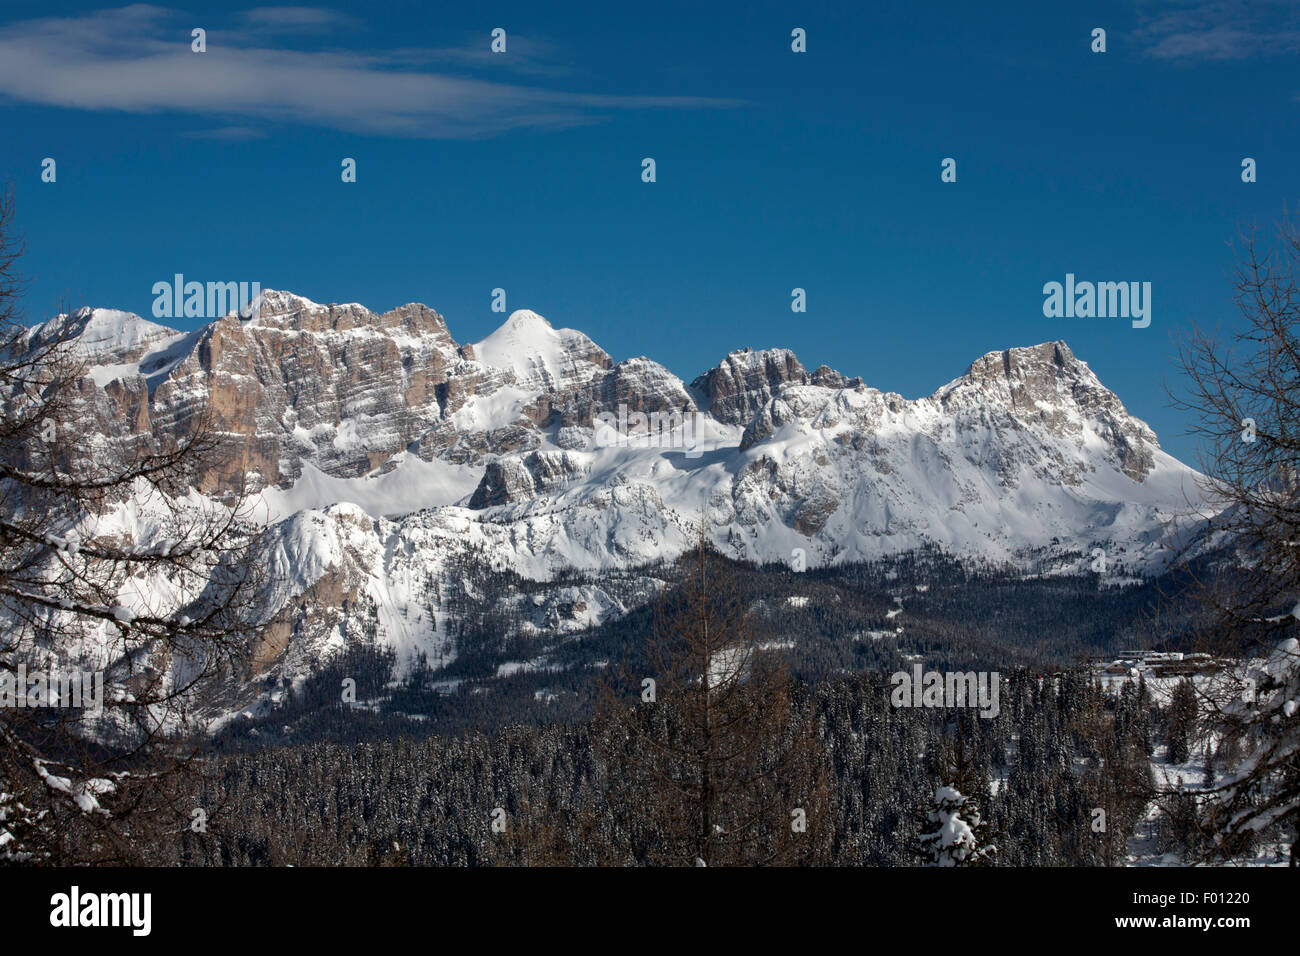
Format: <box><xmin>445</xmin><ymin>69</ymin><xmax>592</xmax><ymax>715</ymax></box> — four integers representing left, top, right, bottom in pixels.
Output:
<box><xmin>938</xmin><ymin>341</ymin><xmax>1157</xmax><ymax>480</ymax></box>
<box><xmin>691</xmin><ymin>348</ymin><xmax>813</xmax><ymax>425</ymax></box>
<box><xmin>33</xmin><ymin>296</ymin><xmax>625</xmax><ymax>493</ymax></box>
<box><xmin>811</xmin><ymin>365</ymin><xmax>864</xmax><ymax>390</ymax></box>
<box><xmin>468</xmin><ymin>450</ymin><xmax>587</xmax><ymax>508</ymax></box>
<box><xmin>150</xmin><ymin>294</ymin><xmax>471</xmax><ymax>489</ymax></box>
<box><xmin>564</xmin><ymin>357</ymin><xmax>698</xmax><ymax>428</ymax></box>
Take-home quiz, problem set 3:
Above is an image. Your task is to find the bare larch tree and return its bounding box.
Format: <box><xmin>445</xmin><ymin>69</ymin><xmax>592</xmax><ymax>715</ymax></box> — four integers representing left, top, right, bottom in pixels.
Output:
<box><xmin>0</xmin><ymin>184</ymin><xmax>266</xmax><ymax>864</ymax></box>
<box><xmin>593</xmin><ymin>525</ymin><xmax>833</xmax><ymax>866</ymax></box>
<box><xmin>1171</xmin><ymin>209</ymin><xmax>1300</xmax><ymax>864</ymax></box>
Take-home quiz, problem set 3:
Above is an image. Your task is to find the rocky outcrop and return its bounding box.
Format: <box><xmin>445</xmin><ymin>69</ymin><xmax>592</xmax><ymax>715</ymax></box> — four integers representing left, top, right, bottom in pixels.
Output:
<box><xmin>691</xmin><ymin>348</ymin><xmax>811</xmax><ymax>426</ymax></box>
<box><xmin>469</xmin><ymin>450</ymin><xmax>588</xmax><ymax>508</ymax></box>
<box><xmin>563</xmin><ymin>357</ymin><xmax>698</xmax><ymax>428</ymax></box>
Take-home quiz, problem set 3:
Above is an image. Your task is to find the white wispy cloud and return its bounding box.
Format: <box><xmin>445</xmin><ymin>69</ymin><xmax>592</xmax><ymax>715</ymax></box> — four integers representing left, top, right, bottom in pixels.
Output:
<box><xmin>1137</xmin><ymin>0</ymin><xmax>1300</xmax><ymax>60</ymax></box>
<box><xmin>0</xmin><ymin>5</ymin><xmax>741</xmax><ymax>138</ymax></box>
<box><xmin>238</xmin><ymin>6</ymin><xmax>361</xmax><ymax>30</ymax></box>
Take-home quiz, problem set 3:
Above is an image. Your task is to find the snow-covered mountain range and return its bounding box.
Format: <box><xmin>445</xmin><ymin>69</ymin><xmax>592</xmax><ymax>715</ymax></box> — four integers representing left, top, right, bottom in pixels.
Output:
<box><xmin>26</xmin><ymin>292</ymin><xmax>1208</xmax><ymax>715</ymax></box>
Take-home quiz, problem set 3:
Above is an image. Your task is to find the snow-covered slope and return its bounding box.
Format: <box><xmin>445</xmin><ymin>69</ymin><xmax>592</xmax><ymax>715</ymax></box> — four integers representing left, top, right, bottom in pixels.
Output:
<box><xmin>30</xmin><ymin>307</ymin><xmax>183</xmax><ymax>363</ymax></box>
<box><xmin>470</xmin><ymin>309</ymin><xmax>611</xmax><ymax>392</ymax></box>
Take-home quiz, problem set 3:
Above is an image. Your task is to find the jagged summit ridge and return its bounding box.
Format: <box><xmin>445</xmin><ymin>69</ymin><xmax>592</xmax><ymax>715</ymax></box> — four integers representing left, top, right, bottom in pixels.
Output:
<box><xmin>36</xmin><ymin>291</ymin><xmax>1191</xmax><ymax>570</ymax></box>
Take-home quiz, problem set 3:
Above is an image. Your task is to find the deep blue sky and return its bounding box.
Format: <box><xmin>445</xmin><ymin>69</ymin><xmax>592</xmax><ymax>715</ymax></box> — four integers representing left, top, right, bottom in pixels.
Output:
<box><xmin>2</xmin><ymin>1</ymin><xmax>1296</xmax><ymax>466</ymax></box>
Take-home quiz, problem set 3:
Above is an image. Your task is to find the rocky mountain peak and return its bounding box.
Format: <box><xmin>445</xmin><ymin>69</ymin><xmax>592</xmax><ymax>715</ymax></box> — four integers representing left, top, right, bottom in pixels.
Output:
<box><xmin>956</xmin><ymin>340</ymin><xmax>1091</xmax><ymax>393</ymax></box>
<box><xmin>471</xmin><ymin>308</ymin><xmax>612</xmax><ymax>392</ymax></box>
<box><xmin>30</xmin><ymin>307</ymin><xmax>181</xmax><ymax>364</ymax></box>
<box><xmin>938</xmin><ymin>340</ymin><xmax>1159</xmax><ymax>479</ymax></box>
<box><xmin>500</xmin><ymin>308</ymin><xmax>552</xmax><ymax>331</ymax></box>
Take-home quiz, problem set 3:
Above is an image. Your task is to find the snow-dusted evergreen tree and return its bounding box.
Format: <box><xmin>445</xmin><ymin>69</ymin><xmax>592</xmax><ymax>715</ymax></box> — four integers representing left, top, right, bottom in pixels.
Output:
<box><xmin>1164</xmin><ymin>678</ymin><xmax>1198</xmax><ymax>765</ymax></box>
<box><xmin>919</xmin><ymin>785</ymin><xmax>995</xmax><ymax>866</ymax></box>
<box><xmin>1200</xmin><ymin>637</ymin><xmax>1299</xmax><ymax>859</ymax></box>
